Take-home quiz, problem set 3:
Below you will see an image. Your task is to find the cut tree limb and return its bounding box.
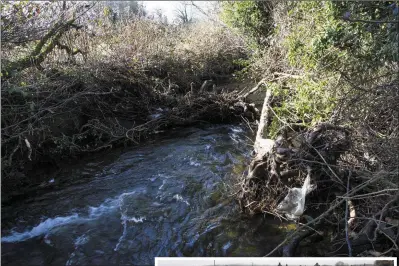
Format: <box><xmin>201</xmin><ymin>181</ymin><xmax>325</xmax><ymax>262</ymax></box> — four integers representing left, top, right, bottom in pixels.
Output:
<box><xmin>246</xmin><ymin>87</ymin><xmax>275</xmax><ymax>180</ymax></box>
<box><xmin>254</xmin><ymin>87</ymin><xmax>274</xmax><ymax>155</ymax></box>
<box><xmin>242</xmin><ymin>78</ymin><xmax>267</xmax><ymax>99</ymax></box>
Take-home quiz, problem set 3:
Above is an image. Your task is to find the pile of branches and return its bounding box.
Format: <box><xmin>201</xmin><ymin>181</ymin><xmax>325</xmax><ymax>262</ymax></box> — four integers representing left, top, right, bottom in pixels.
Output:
<box><xmin>238</xmin><ymin>122</ymin><xmax>351</xmax><ymax>215</ymax></box>
<box><xmin>236</xmin><ymin>82</ymin><xmax>399</xmax><ymax>257</ymax></box>
<box><xmin>1</xmin><ymin>63</ymin><xmax>257</xmax><ymax>192</ymax></box>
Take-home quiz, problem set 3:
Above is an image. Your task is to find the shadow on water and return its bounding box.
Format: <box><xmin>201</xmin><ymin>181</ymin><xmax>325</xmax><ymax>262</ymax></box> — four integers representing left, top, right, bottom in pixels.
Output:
<box><xmin>1</xmin><ymin>125</ymin><xmax>288</xmax><ymax>266</ymax></box>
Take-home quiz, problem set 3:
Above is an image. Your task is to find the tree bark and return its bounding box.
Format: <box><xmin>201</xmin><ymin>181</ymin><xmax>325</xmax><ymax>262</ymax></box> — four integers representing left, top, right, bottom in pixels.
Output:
<box><xmin>2</xmin><ymin>18</ymin><xmax>80</xmax><ymax>77</ymax></box>
<box><xmin>254</xmin><ymin>87</ymin><xmax>274</xmax><ymax>154</ymax></box>
<box><xmin>246</xmin><ymin>87</ymin><xmax>276</xmax><ymax>181</ymax></box>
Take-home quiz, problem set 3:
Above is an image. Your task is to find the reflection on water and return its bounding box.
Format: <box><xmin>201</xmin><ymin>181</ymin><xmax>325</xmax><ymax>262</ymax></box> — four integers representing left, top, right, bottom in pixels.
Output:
<box><xmin>1</xmin><ymin>125</ymin><xmax>286</xmax><ymax>266</ymax></box>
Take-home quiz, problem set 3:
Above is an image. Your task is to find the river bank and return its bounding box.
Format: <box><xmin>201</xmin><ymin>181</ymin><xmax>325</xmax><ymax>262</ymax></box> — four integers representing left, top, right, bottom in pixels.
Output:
<box><xmin>1</xmin><ymin>71</ymin><xmax>259</xmax><ymax>202</ymax></box>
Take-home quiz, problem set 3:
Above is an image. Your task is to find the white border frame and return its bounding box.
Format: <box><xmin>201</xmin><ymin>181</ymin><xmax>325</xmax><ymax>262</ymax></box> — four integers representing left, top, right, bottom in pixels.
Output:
<box><xmin>155</xmin><ymin>257</ymin><xmax>398</xmax><ymax>266</ymax></box>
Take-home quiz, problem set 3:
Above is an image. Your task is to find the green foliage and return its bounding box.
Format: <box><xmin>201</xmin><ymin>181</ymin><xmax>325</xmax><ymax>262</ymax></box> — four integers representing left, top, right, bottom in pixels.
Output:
<box><xmin>232</xmin><ymin>58</ymin><xmax>251</xmax><ymax>80</ymax></box>
<box><xmin>285</xmin><ymin>1</ymin><xmax>398</xmax><ymax>75</ymax></box>
<box><xmin>264</xmin><ymin>1</ymin><xmax>398</xmax><ymax>138</ymax></box>
<box><xmin>268</xmin><ymin>76</ymin><xmax>337</xmax><ymax>138</ymax></box>
<box><xmin>285</xmin><ymin>2</ymin><xmax>342</xmax><ymax>71</ymax></box>
<box><xmin>220</xmin><ymin>1</ymin><xmax>273</xmax><ymax>45</ymax></box>
<box><xmin>103</xmin><ymin>6</ymin><xmax>112</xmax><ymax>17</ymax></box>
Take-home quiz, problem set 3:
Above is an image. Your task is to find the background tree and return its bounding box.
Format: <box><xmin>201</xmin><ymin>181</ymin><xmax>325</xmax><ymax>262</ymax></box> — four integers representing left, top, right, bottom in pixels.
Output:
<box><xmin>174</xmin><ymin>1</ymin><xmax>193</xmax><ymax>25</ymax></box>
<box><xmin>1</xmin><ymin>1</ymin><xmax>95</xmax><ymax>77</ymax></box>
<box><xmin>103</xmin><ymin>1</ymin><xmax>145</xmax><ymax>23</ymax></box>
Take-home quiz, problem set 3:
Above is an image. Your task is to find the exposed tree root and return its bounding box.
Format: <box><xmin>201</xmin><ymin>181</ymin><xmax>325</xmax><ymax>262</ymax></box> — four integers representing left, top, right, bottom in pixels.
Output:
<box><xmin>237</xmin><ymin>84</ymin><xmax>399</xmax><ymax>257</ymax></box>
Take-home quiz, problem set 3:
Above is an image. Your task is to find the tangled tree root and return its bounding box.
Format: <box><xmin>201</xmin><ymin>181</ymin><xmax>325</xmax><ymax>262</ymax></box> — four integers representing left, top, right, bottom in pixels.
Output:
<box><xmin>239</xmin><ymin>122</ymin><xmax>351</xmax><ymax>215</ymax></box>
<box><xmin>237</xmin><ymin>87</ymin><xmax>399</xmax><ymax>257</ymax></box>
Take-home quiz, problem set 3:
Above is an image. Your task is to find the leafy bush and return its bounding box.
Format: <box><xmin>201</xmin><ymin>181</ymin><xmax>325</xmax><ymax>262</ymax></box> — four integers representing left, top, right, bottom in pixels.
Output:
<box><xmin>267</xmin><ymin>75</ymin><xmax>338</xmax><ymax>138</ymax></box>
<box><xmin>221</xmin><ymin>0</ymin><xmax>398</xmax><ymax>148</ymax></box>
<box><xmin>285</xmin><ymin>1</ymin><xmax>398</xmax><ymax>75</ymax></box>
<box><xmin>244</xmin><ymin>1</ymin><xmax>397</xmax><ymax>137</ymax></box>
<box><xmin>220</xmin><ymin>1</ymin><xmax>274</xmax><ymax>45</ymax></box>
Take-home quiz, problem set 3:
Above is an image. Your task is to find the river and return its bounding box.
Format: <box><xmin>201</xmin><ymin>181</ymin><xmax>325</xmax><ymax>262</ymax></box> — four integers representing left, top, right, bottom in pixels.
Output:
<box><xmin>1</xmin><ymin>125</ymin><xmax>287</xmax><ymax>265</ymax></box>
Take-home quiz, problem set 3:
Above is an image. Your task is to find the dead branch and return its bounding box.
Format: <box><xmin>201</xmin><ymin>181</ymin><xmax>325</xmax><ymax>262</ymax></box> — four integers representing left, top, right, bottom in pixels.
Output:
<box><xmin>242</xmin><ymin>78</ymin><xmax>267</xmax><ymax>99</ymax></box>
<box><xmin>345</xmin><ymin>172</ymin><xmax>353</xmax><ymax>256</ymax></box>
<box><xmin>254</xmin><ymin>87</ymin><xmax>274</xmax><ymax>154</ymax></box>
<box><xmin>24</xmin><ymin>138</ymin><xmax>32</xmax><ymax>161</ymax></box>
<box><xmin>2</xmin><ymin>17</ymin><xmax>82</xmax><ymax>77</ymax></box>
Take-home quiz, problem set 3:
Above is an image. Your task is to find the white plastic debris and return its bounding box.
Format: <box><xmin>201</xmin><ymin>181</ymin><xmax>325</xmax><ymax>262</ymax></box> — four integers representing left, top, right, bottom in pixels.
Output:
<box><xmin>276</xmin><ymin>167</ymin><xmax>316</xmax><ymax>220</ymax></box>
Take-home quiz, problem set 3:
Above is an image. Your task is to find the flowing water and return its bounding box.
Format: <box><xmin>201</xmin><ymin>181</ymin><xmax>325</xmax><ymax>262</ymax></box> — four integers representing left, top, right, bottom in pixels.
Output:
<box><xmin>1</xmin><ymin>125</ymin><xmax>287</xmax><ymax>266</ymax></box>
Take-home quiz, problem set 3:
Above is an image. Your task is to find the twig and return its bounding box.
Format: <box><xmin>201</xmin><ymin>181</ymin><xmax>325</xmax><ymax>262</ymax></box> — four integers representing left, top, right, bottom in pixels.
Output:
<box><xmin>242</xmin><ymin>78</ymin><xmax>267</xmax><ymax>98</ymax></box>
<box><xmin>344</xmin><ymin>18</ymin><xmax>399</xmax><ymax>24</ymax></box>
<box><xmin>8</xmin><ymin>138</ymin><xmax>21</xmax><ymax>166</ymax></box>
<box><xmin>273</xmin><ymin>72</ymin><xmax>304</xmax><ymax>79</ymax></box>
<box><xmin>374</xmin><ymin>192</ymin><xmax>399</xmax><ymax>241</ymax></box>
<box><xmin>337</xmin><ymin>189</ymin><xmax>399</xmax><ymax>199</ymax></box>
<box><xmin>310</xmin><ymin>145</ymin><xmax>344</xmax><ymax>185</ymax></box>
<box><xmin>24</xmin><ymin>138</ymin><xmax>32</xmax><ymax>161</ymax></box>
<box><xmin>268</xmin><ymin>105</ymin><xmax>296</xmax><ymax>133</ymax></box>
<box><xmin>378</xmin><ymin>228</ymin><xmax>399</xmax><ymax>250</ymax></box>
<box><xmin>264</xmin><ymin>174</ymin><xmax>383</xmax><ymax>257</ymax></box>
<box><xmin>297</xmin><ymin>222</ymin><xmax>323</xmax><ymax>236</ymax></box>
<box><xmin>345</xmin><ymin>172</ymin><xmax>352</xmax><ymax>256</ymax></box>
<box><xmin>240</xmin><ymin>115</ymin><xmax>255</xmax><ymax>134</ymax></box>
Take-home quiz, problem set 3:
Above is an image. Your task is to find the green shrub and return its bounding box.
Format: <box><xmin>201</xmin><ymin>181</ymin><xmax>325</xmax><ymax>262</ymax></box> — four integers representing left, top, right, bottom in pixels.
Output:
<box><xmin>263</xmin><ymin>1</ymin><xmax>397</xmax><ymax>138</ymax></box>
<box><xmin>285</xmin><ymin>1</ymin><xmax>398</xmax><ymax>75</ymax></box>
<box><xmin>267</xmin><ymin>75</ymin><xmax>338</xmax><ymax>138</ymax></box>
<box><xmin>220</xmin><ymin>1</ymin><xmax>274</xmax><ymax>45</ymax></box>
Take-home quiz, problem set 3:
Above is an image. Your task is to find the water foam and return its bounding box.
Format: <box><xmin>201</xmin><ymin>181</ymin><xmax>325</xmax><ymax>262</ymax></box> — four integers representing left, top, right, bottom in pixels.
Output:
<box><xmin>189</xmin><ymin>159</ymin><xmax>201</xmax><ymax>167</ymax></box>
<box><xmin>114</xmin><ymin>219</ymin><xmax>127</xmax><ymax>252</ymax></box>
<box><xmin>2</xmin><ymin>194</ymin><xmax>123</xmax><ymax>243</ymax></box>
<box><xmin>113</xmin><ymin>190</ymin><xmax>150</xmax><ymax>251</ymax></box>
<box><xmin>88</xmin><ymin>200</ymin><xmax>118</xmax><ymax>218</ymax></box>
<box><xmin>2</xmin><ymin>214</ymin><xmax>80</xmax><ymax>243</ymax></box>
<box><xmin>159</xmin><ymin>180</ymin><xmax>167</xmax><ymax>190</ymax></box>
<box><xmin>230</xmin><ymin>126</ymin><xmax>244</xmax><ymax>133</ymax></box>
<box><xmin>74</xmin><ymin>234</ymin><xmax>89</xmax><ymax>246</ymax></box>
<box><xmin>173</xmin><ymin>194</ymin><xmax>190</xmax><ymax>206</ymax></box>
<box><xmin>126</xmin><ymin>216</ymin><xmax>145</xmax><ymax>223</ymax></box>
<box><xmin>3</xmin><ymin>189</ymin><xmax>151</xmax><ymax>244</ymax></box>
